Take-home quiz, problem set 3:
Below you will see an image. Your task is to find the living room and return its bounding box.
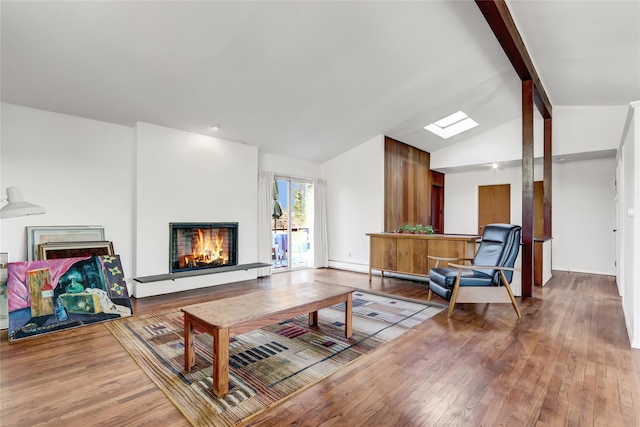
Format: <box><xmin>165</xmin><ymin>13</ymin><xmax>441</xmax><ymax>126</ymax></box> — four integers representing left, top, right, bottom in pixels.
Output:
<box><xmin>1</xmin><ymin>1</ymin><xmax>639</xmax><ymax>426</ymax></box>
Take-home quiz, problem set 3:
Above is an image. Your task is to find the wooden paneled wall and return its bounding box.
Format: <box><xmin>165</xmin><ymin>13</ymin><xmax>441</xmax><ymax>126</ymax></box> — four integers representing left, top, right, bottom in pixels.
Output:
<box><xmin>384</xmin><ymin>136</ymin><xmax>433</xmax><ymax>232</ymax></box>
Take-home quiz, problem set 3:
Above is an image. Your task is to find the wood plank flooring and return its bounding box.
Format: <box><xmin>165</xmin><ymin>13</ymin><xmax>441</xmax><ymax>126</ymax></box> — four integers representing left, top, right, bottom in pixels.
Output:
<box><xmin>1</xmin><ymin>269</ymin><xmax>638</xmax><ymax>426</ymax></box>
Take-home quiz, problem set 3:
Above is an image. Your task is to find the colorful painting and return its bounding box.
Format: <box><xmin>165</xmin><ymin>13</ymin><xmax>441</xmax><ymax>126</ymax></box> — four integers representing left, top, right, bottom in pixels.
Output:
<box><xmin>7</xmin><ymin>255</ymin><xmax>132</xmax><ymax>341</ymax></box>
<box><xmin>0</xmin><ymin>252</ymin><xmax>8</xmax><ymax>330</ymax></box>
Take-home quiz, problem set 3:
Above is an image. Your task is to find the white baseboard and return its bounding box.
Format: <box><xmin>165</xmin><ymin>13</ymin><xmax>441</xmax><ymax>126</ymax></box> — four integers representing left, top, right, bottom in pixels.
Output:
<box><xmin>551</xmin><ymin>268</ymin><xmax>615</xmax><ymax>277</ymax></box>
<box><xmin>327</xmin><ymin>260</ymin><xmax>369</xmax><ymax>274</ymax></box>
<box><xmin>328</xmin><ymin>261</ymin><xmax>430</xmax><ymax>283</ymax></box>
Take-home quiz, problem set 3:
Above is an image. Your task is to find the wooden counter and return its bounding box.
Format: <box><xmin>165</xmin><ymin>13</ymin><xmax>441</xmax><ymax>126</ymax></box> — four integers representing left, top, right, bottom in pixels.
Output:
<box><xmin>366</xmin><ymin>233</ymin><xmax>480</xmax><ymax>281</ymax></box>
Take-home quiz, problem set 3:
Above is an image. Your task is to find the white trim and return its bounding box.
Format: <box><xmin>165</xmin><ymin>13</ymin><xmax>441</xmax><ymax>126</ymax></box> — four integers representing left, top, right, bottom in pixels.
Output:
<box><xmin>632</xmin><ymin>101</ymin><xmax>640</xmax><ymax>348</ymax></box>
<box><xmin>328</xmin><ymin>260</ymin><xmax>370</xmax><ymax>274</ymax></box>
<box><xmin>274</xmin><ymin>174</ymin><xmax>314</xmax><ymax>184</ymax></box>
<box><xmin>551</xmin><ymin>268</ymin><xmax>616</xmax><ymax>277</ymax></box>
<box><xmin>617</xmin><ymin>101</ymin><xmax>640</xmax><ymax>348</ymax></box>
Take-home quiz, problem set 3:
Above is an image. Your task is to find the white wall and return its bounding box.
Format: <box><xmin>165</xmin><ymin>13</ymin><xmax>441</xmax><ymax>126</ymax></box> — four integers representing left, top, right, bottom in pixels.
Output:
<box><xmin>322</xmin><ymin>135</ymin><xmax>384</xmax><ymax>273</ymax></box>
<box><xmin>0</xmin><ymin>105</ymin><xmax>262</xmax><ymax>299</ymax></box>
<box><xmin>133</xmin><ymin>122</ymin><xmax>259</xmax><ymax>297</ymax></box>
<box><xmin>0</xmin><ymin>103</ymin><xmax>135</xmax><ymax>275</ymax></box>
<box><xmin>436</xmin><ymin>105</ymin><xmax>625</xmax><ymax>276</ymax></box>
<box><xmin>443</xmin><ymin>158</ymin><xmax>615</xmax><ymax>275</ymax></box>
<box><xmin>2</xmin><ymin>102</ymin><xmax>629</xmax><ymax>300</ymax></box>
<box><xmin>554</xmin><ymin>106</ymin><xmax>628</xmax><ymax>155</ymax></box>
<box><xmin>259</xmin><ymin>152</ymin><xmax>322</xmax><ymax>178</ymax></box>
<box><xmin>431</xmin><ymin>113</ymin><xmax>544</xmax><ymax>170</ymax></box>
<box><xmin>432</xmin><ymin>106</ymin><xmax>626</xmax><ymax>172</ymax></box>
<box><xmin>552</xmin><ymin>157</ymin><xmax>616</xmax><ymax>274</ymax></box>
<box><xmin>632</xmin><ymin>102</ymin><xmax>640</xmax><ymax>348</ymax></box>
<box><xmin>622</xmin><ymin>121</ymin><xmax>635</xmax><ymax>342</ymax></box>
<box><xmin>443</xmin><ymin>165</ymin><xmax>537</xmax><ymax>234</ymax></box>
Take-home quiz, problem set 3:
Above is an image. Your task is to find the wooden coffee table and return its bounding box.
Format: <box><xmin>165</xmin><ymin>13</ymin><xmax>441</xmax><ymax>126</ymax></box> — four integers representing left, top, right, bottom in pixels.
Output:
<box><xmin>181</xmin><ymin>281</ymin><xmax>354</xmax><ymax>397</ymax></box>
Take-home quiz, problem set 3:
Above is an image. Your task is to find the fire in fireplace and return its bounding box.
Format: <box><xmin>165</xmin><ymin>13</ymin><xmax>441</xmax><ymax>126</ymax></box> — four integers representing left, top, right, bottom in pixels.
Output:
<box><xmin>170</xmin><ymin>222</ymin><xmax>238</xmax><ymax>273</ymax></box>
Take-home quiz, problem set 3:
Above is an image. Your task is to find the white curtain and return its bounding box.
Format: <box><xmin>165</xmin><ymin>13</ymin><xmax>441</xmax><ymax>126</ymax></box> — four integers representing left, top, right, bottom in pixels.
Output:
<box><xmin>314</xmin><ymin>178</ymin><xmax>329</xmax><ymax>268</ymax></box>
<box><xmin>257</xmin><ymin>171</ymin><xmax>273</xmax><ymax>277</ymax></box>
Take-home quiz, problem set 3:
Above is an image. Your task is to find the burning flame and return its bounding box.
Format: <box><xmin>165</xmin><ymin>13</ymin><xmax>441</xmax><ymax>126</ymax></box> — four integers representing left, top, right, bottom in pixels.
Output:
<box><xmin>215</xmin><ymin>234</ymin><xmax>224</xmax><ymax>258</ymax></box>
<box><xmin>182</xmin><ymin>229</ymin><xmax>228</xmax><ymax>268</ymax></box>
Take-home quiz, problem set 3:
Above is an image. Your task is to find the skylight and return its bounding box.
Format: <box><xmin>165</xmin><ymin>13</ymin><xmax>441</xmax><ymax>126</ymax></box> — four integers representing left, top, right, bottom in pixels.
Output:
<box><xmin>424</xmin><ymin>111</ymin><xmax>478</xmax><ymax>139</ymax></box>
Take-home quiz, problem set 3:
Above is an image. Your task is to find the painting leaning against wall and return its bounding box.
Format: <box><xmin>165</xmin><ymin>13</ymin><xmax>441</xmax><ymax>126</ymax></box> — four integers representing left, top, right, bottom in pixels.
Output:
<box><xmin>0</xmin><ymin>253</ymin><xmax>8</xmax><ymax>330</ymax></box>
<box><xmin>7</xmin><ymin>255</ymin><xmax>132</xmax><ymax>341</ymax></box>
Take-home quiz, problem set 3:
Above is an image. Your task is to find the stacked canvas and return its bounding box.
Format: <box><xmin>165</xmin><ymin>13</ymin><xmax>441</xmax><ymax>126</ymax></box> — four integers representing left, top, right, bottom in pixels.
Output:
<box><xmin>6</xmin><ymin>255</ymin><xmax>133</xmax><ymax>341</ymax></box>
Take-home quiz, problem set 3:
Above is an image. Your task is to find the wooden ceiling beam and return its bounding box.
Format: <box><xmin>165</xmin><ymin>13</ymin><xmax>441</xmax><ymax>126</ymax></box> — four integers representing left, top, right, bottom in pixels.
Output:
<box><xmin>475</xmin><ymin>0</ymin><xmax>552</xmax><ymax>119</ymax></box>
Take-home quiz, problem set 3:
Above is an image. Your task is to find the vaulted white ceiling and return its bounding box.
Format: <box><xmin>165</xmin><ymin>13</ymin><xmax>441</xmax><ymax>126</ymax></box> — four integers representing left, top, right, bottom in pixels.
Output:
<box><xmin>1</xmin><ymin>1</ymin><xmax>638</xmax><ymax>163</ymax></box>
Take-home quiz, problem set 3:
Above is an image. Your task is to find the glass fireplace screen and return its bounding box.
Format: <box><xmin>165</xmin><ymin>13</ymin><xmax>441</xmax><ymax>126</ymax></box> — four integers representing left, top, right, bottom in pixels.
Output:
<box><xmin>169</xmin><ymin>222</ymin><xmax>238</xmax><ymax>273</ymax></box>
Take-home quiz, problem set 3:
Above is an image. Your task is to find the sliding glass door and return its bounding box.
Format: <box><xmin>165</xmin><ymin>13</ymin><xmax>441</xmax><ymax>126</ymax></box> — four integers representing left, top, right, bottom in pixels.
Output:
<box><xmin>272</xmin><ymin>177</ymin><xmax>313</xmax><ymax>270</ymax></box>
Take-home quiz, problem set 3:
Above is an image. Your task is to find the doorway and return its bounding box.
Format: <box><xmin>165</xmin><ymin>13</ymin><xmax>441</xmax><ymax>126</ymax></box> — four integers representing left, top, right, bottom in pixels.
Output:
<box><xmin>431</xmin><ymin>184</ymin><xmax>444</xmax><ymax>233</ymax></box>
<box><xmin>534</xmin><ymin>181</ymin><xmax>544</xmax><ymax>237</ymax></box>
<box><xmin>272</xmin><ymin>177</ymin><xmax>313</xmax><ymax>270</ymax></box>
<box><xmin>478</xmin><ymin>184</ymin><xmax>511</xmax><ymax>234</ymax></box>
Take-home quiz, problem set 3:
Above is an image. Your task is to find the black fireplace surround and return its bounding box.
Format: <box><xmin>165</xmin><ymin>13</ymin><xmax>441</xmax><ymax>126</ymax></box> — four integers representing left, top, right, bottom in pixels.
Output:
<box><xmin>169</xmin><ymin>222</ymin><xmax>238</xmax><ymax>273</ymax></box>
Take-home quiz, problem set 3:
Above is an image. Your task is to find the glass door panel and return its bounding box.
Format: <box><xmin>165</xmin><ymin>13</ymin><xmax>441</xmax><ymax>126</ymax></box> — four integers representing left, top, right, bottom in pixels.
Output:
<box><xmin>272</xmin><ymin>178</ymin><xmax>313</xmax><ymax>270</ymax></box>
<box><xmin>272</xmin><ymin>178</ymin><xmax>289</xmax><ymax>269</ymax></box>
<box><xmin>290</xmin><ymin>181</ymin><xmax>313</xmax><ymax>268</ymax></box>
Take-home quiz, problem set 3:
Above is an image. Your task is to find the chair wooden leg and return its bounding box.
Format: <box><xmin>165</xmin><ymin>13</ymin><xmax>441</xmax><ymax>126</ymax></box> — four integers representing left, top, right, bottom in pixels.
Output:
<box><xmin>500</xmin><ymin>270</ymin><xmax>522</xmax><ymax>318</ymax></box>
<box><xmin>447</xmin><ymin>271</ymin><xmax>463</xmax><ymax>317</ymax></box>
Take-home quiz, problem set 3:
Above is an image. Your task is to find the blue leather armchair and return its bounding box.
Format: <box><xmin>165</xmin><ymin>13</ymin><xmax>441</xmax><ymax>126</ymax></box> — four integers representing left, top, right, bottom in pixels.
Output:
<box><xmin>428</xmin><ymin>224</ymin><xmax>522</xmax><ymax>318</ymax></box>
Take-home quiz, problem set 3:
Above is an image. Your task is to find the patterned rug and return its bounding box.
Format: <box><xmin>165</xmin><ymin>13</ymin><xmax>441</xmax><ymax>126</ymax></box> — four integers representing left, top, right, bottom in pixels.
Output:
<box><xmin>105</xmin><ymin>290</ymin><xmax>445</xmax><ymax>426</ymax></box>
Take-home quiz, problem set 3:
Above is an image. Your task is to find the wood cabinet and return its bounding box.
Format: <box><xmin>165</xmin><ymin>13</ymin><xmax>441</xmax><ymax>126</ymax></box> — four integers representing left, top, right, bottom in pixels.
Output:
<box><xmin>367</xmin><ymin>233</ymin><xmax>479</xmax><ymax>281</ymax></box>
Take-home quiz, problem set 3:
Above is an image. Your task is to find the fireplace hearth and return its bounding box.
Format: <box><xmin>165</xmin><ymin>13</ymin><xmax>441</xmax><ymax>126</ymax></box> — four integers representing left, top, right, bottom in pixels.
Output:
<box><xmin>170</xmin><ymin>223</ymin><xmax>238</xmax><ymax>273</ymax></box>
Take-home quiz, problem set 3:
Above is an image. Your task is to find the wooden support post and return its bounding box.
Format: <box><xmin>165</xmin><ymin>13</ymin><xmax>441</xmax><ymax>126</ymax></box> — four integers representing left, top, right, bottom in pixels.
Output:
<box><xmin>544</xmin><ymin>118</ymin><xmax>553</xmax><ymax>237</ymax></box>
<box><xmin>522</xmin><ymin>80</ymin><xmax>534</xmax><ymax>298</ymax></box>
<box><xmin>475</xmin><ymin>0</ymin><xmax>552</xmax><ymax>119</ymax></box>
<box><xmin>476</xmin><ymin>0</ymin><xmax>553</xmax><ymax>296</ymax></box>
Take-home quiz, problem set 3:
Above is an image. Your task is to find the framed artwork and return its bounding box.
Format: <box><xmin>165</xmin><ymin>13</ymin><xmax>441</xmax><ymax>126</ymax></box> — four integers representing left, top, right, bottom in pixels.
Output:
<box><xmin>38</xmin><ymin>241</ymin><xmax>114</xmax><ymax>260</ymax></box>
<box><xmin>7</xmin><ymin>255</ymin><xmax>132</xmax><ymax>341</ymax></box>
<box><xmin>26</xmin><ymin>226</ymin><xmax>105</xmax><ymax>261</ymax></box>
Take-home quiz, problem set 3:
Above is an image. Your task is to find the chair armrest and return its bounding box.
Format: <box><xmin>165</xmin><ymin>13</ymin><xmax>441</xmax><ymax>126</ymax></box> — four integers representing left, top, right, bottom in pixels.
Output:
<box><xmin>427</xmin><ymin>256</ymin><xmax>474</xmax><ymax>262</ymax></box>
<box><xmin>428</xmin><ymin>256</ymin><xmax>474</xmax><ymax>268</ymax></box>
<box><xmin>447</xmin><ymin>263</ymin><xmax>520</xmax><ymax>272</ymax></box>
<box><xmin>427</xmin><ymin>255</ymin><xmax>473</xmax><ymax>261</ymax></box>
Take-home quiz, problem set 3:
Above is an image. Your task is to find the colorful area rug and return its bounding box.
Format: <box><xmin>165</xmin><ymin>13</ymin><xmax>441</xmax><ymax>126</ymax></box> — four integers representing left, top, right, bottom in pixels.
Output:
<box><xmin>106</xmin><ymin>290</ymin><xmax>444</xmax><ymax>426</ymax></box>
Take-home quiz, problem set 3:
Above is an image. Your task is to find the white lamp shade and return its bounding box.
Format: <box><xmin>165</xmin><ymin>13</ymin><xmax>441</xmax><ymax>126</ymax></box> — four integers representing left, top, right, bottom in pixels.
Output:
<box><xmin>0</xmin><ymin>187</ymin><xmax>46</xmax><ymax>219</ymax></box>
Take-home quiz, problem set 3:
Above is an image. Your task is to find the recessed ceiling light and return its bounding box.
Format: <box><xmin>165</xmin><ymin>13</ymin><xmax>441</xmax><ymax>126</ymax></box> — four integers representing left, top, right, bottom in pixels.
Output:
<box><xmin>210</xmin><ymin>124</ymin><xmax>220</xmax><ymax>131</ymax></box>
<box><xmin>491</xmin><ymin>163</ymin><xmax>499</xmax><ymax>169</ymax></box>
<box><xmin>424</xmin><ymin>111</ymin><xmax>478</xmax><ymax>139</ymax></box>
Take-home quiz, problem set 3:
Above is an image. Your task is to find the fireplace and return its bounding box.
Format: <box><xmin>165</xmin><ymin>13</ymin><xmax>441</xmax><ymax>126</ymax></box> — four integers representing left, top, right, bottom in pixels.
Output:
<box><xmin>169</xmin><ymin>222</ymin><xmax>238</xmax><ymax>273</ymax></box>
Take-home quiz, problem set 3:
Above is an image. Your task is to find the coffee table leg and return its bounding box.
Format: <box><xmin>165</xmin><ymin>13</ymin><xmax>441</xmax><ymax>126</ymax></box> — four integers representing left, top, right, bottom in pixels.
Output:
<box><xmin>309</xmin><ymin>311</ymin><xmax>318</xmax><ymax>326</ymax></box>
<box><xmin>345</xmin><ymin>292</ymin><xmax>353</xmax><ymax>338</ymax></box>
<box><xmin>213</xmin><ymin>327</ymin><xmax>230</xmax><ymax>397</ymax></box>
<box><xmin>184</xmin><ymin>314</ymin><xmax>195</xmax><ymax>371</ymax></box>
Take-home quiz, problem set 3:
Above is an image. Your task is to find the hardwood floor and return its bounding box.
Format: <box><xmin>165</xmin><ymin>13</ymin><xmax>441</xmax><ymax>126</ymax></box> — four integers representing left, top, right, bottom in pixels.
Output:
<box><xmin>1</xmin><ymin>269</ymin><xmax>638</xmax><ymax>426</ymax></box>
